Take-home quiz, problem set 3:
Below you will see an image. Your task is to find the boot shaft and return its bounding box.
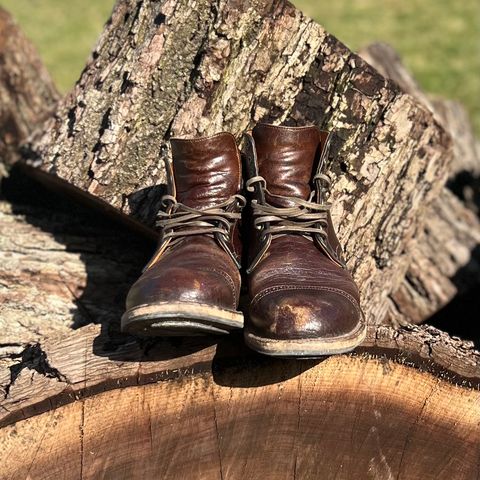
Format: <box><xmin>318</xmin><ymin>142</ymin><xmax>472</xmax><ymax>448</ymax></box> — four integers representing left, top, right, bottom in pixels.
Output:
<box><xmin>169</xmin><ymin>132</ymin><xmax>242</xmax><ymax>208</ymax></box>
<box><xmin>249</xmin><ymin>124</ymin><xmax>330</xmax><ymax>207</ymax></box>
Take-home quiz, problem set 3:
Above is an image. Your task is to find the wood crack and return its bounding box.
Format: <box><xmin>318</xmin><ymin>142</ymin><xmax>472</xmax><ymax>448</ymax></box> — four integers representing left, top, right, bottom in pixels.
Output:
<box><xmin>3</xmin><ymin>342</ymin><xmax>68</xmax><ymax>400</ymax></box>
<box><xmin>395</xmin><ymin>380</ymin><xmax>441</xmax><ymax>479</ymax></box>
<box><xmin>210</xmin><ymin>383</ymin><xmax>224</xmax><ymax>480</ymax></box>
<box><xmin>293</xmin><ymin>373</ymin><xmax>302</xmax><ymax>480</ymax></box>
<box><xmin>79</xmin><ymin>398</ymin><xmax>85</xmax><ymax>480</ymax></box>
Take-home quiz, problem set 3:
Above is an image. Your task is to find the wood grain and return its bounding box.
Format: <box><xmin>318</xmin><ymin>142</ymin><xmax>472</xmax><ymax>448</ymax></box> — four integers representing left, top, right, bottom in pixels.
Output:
<box><xmin>2</xmin><ymin>352</ymin><xmax>479</xmax><ymax>480</ymax></box>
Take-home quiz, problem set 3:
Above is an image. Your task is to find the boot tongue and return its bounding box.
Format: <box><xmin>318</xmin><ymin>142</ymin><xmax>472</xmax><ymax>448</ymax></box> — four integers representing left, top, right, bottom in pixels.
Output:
<box><xmin>252</xmin><ymin>124</ymin><xmax>320</xmax><ymax>207</ymax></box>
<box><xmin>170</xmin><ymin>133</ymin><xmax>241</xmax><ymax>209</ymax></box>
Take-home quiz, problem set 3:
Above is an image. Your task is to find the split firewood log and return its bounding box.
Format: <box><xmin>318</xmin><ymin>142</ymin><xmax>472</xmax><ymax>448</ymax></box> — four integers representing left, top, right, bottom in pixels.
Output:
<box><xmin>359</xmin><ymin>42</ymin><xmax>480</xmax><ymax>326</ymax></box>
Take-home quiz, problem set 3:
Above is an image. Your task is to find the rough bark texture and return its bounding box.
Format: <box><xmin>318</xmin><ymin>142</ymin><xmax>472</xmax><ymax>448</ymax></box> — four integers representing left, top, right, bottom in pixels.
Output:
<box><xmin>23</xmin><ymin>0</ymin><xmax>452</xmax><ymax>327</ymax></box>
<box><xmin>0</xmin><ymin>8</ymin><xmax>59</xmax><ymax>166</ymax></box>
<box><xmin>360</xmin><ymin>43</ymin><xmax>480</xmax><ymax>178</ymax></box>
<box><xmin>359</xmin><ymin>43</ymin><xmax>480</xmax><ymax>326</ymax></box>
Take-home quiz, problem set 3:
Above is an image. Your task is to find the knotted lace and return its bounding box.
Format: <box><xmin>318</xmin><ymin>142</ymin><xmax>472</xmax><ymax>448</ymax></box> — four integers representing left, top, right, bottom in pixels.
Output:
<box><xmin>245</xmin><ymin>173</ymin><xmax>331</xmax><ymax>240</ymax></box>
<box><xmin>156</xmin><ymin>194</ymin><xmax>246</xmax><ymax>246</ymax></box>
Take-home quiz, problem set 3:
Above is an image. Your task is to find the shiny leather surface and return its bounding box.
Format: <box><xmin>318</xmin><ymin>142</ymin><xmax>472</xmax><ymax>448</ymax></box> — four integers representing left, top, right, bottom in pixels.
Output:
<box><xmin>170</xmin><ymin>133</ymin><xmax>241</xmax><ymax>208</ymax></box>
<box><xmin>252</xmin><ymin>123</ymin><xmax>320</xmax><ymax>206</ymax></box>
<box><xmin>246</xmin><ymin>124</ymin><xmax>363</xmax><ymax>340</ymax></box>
<box><xmin>126</xmin><ymin>133</ymin><xmax>242</xmax><ymax>313</ymax></box>
<box><xmin>126</xmin><ymin>236</ymin><xmax>240</xmax><ymax>311</ymax></box>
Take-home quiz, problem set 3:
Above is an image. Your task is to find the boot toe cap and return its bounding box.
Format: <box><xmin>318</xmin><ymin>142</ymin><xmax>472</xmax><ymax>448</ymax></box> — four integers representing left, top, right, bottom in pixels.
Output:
<box><xmin>249</xmin><ymin>287</ymin><xmax>362</xmax><ymax>340</ymax></box>
<box><xmin>126</xmin><ymin>266</ymin><xmax>238</xmax><ymax>312</ymax></box>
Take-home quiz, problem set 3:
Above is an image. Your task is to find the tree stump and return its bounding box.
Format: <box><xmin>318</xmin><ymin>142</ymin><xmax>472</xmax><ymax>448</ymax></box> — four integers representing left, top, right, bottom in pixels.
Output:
<box><xmin>1</xmin><ymin>326</ymin><xmax>480</xmax><ymax>479</ymax></box>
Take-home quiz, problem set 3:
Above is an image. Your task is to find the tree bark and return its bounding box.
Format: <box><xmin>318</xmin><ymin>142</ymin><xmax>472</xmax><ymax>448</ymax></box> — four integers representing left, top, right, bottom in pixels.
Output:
<box><xmin>359</xmin><ymin>43</ymin><xmax>480</xmax><ymax>326</ymax></box>
<box><xmin>1</xmin><ymin>164</ymin><xmax>480</xmax><ymax>479</ymax></box>
<box><xmin>360</xmin><ymin>43</ymin><xmax>480</xmax><ymax>178</ymax></box>
<box><xmin>22</xmin><ymin>0</ymin><xmax>452</xmax><ymax>328</ymax></box>
<box><xmin>0</xmin><ymin>7</ymin><xmax>59</xmax><ymax>167</ymax></box>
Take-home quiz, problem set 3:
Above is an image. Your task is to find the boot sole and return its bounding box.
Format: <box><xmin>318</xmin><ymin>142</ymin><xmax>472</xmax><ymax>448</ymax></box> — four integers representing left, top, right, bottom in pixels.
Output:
<box><xmin>121</xmin><ymin>302</ymin><xmax>244</xmax><ymax>337</ymax></box>
<box><xmin>244</xmin><ymin>321</ymin><xmax>367</xmax><ymax>358</ymax></box>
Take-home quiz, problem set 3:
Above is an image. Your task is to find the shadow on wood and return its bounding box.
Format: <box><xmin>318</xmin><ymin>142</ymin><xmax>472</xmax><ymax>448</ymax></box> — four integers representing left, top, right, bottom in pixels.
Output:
<box><xmin>1</xmin><ymin>326</ymin><xmax>479</xmax><ymax>480</ymax></box>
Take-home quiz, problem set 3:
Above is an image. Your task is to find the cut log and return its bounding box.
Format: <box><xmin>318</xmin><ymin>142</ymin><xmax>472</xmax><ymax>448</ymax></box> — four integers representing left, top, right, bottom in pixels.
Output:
<box><xmin>22</xmin><ymin>0</ymin><xmax>452</xmax><ymax>326</ymax></box>
<box><xmin>359</xmin><ymin>43</ymin><xmax>480</xmax><ymax>326</ymax></box>
<box><xmin>1</xmin><ymin>173</ymin><xmax>480</xmax><ymax>479</ymax></box>
<box><xmin>1</xmin><ymin>325</ymin><xmax>480</xmax><ymax>480</ymax></box>
<box><xmin>0</xmin><ymin>8</ymin><xmax>58</xmax><ymax>167</ymax></box>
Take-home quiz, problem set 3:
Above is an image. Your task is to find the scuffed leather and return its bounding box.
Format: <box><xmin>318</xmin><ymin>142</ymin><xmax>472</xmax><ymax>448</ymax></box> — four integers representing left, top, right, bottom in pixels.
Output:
<box><xmin>246</xmin><ymin>124</ymin><xmax>363</xmax><ymax>340</ymax></box>
<box><xmin>248</xmin><ymin>236</ymin><xmax>360</xmax><ymax>339</ymax></box>
<box><xmin>126</xmin><ymin>133</ymin><xmax>242</xmax><ymax>313</ymax></box>
<box><xmin>126</xmin><ymin>236</ymin><xmax>240</xmax><ymax>311</ymax></box>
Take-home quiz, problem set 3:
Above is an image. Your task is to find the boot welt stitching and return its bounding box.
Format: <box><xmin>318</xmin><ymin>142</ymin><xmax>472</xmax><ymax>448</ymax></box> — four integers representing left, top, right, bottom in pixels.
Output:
<box><xmin>251</xmin><ymin>285</ymin><xmax>361</xmax><ymax>316</ymax></box>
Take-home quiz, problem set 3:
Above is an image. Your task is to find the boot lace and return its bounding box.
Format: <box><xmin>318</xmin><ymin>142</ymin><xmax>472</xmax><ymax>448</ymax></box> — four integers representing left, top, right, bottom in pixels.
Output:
<box><xmin>245</xmin><ymin>174</ymin><xmax>331</xmax><ymax>240</ymax></box>
<box><xmin>156</xmin><ymin>194</ymin><xmax>246</xmax><ymax>245</ymax></box>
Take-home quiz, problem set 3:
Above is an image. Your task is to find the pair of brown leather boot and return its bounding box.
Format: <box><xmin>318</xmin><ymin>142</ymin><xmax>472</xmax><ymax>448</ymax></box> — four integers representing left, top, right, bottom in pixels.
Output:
<box><xmin>122</xmin><ymin>124</ymin><xmax>365</xmax><ymax>357</ymax></box>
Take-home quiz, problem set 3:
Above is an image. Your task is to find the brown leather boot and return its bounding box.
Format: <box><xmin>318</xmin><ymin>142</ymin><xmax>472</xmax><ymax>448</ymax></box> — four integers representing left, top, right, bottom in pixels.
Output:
<box><xmin>122</xmin><ymin>133</ymin><xmax>245</xmax><ymax>336</ymax></box>
<box><xmin>243</xmin><ymin>124</ymin><xmax>365</xmax><ymax>356</ymax></box>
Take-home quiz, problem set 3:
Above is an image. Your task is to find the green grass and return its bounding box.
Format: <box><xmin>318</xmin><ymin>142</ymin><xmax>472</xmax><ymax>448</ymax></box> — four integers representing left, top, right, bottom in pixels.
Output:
<box><xmin>293</xmin><ymin>0</ymin><xmax>480</xmax><ymax>134</ymax></box>
<box><xmin>0</xmin><ymin>0</ymin><xmax>115</xmax><ymax>92</ymax></box>
<box><xmin>1</xmin><ymin>0</ymin><xmax>479</xmax><ymax>133</ymax></box>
